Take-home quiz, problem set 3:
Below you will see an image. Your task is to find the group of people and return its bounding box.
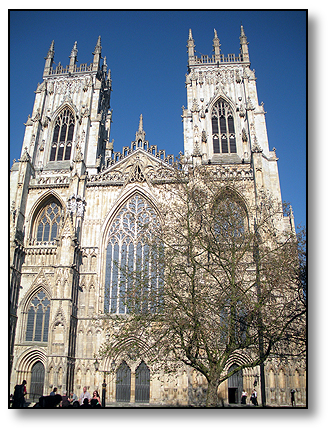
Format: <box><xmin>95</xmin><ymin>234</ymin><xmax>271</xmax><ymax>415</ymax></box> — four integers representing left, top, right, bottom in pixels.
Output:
<box><xmin>241</xmin><ymin>389</ymin><xmax>258</xmax><ymax>406</ymax></box>
<box><xmin>11</xmin><ymin>383</ymin><xmax>102</xmax><ymax>408</ymax></box>
<box><xmin>241</xmin><ymin>388</ymin><xmax>297</xmax><ymax>406</ymax></box>
<box><xmin>75</xmin><ymin>386</ymin><xmax>102</xmax><ymax>408</ymax></box>
<box><xmin>44</xmin><ymin>386</ymin><xmax>102</xmax><ymax>408</ymax></box>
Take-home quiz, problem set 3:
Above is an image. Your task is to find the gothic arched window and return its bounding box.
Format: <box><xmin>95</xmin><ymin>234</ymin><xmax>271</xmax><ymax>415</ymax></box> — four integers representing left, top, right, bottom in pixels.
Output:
<box><xmin>104</xmin><ymin>194</ymin><xmax>163</xmax><ymax>314</ymax></box>
<box><xmin>35</xmin><ymin>200</ymin><xmax>62</xmax><ymax>243</ymax></box>
<box><xmin>211</xmin><ymin>100</ymin><xmax>236</xmax><ymax>154</ymax></box>
<box><xmin>50</xmin><ymin>108</ymin><xmax>75</xmax><ymax>161</ymax></box>
<box><xmin>25</xmin><ymin>290</ymin><xmax>50</xmax><ymax>342</ymax></box>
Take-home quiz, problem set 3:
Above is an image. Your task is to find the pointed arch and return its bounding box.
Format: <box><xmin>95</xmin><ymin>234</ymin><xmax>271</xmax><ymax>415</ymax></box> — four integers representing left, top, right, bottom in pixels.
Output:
<box><xmin>20</xmin><ymin>270</ymin><xmax>52</xmax><ymax>313</ymax></box>
<box><xmin>19</xmin><ymin>274</ymin><xmax>51</xmax><ymax>344</ymax></box>
<box><xmin>210</xmin><ymin>97</ymin><xmax>237</xmax><ymax>155</ymax></box>
<box><xmin>102</xmin><ymin>191</ymin><xmax>162</xmax><ymax>315</ymax></box>
<box><xmin>116</xmin><ymin>361</ymin><xmax>131</xmax><ymax>402</ymax></box>
<box><xmin>135</xmin><ymin>361</ymin><xmax>150</xmax><ymax>403</ymax></box>
<box><xmin>216</xmin><ymin>185</ymin><xmax>250</xmax><ymax>213</ymax></box>
<box><xmin>49</xmin><ymin>103</ymin><xmax>77</xmax><ymax>162</ymax></box>
<box><xmin>28</xmin><ymin>190</ymin><xmax>65</xmax><ymax>244</ymax></box>
<box><xmin>24</xmin><ymin>290</ymin><xmax>51</xmax><ymax>342</ymax></box>
<box><xmin>15</xmin><ymin>346</ymin><xmax>47</xmax><ymax>373</ymax></box>
<box><xmin>102</xmin><ymin>336</ymin><xmax>154</xmax><ymax>367</ymax></box>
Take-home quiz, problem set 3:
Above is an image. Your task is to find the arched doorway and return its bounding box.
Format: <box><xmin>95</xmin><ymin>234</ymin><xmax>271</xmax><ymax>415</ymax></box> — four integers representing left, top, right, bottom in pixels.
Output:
<box><xmin>30</xmin><ymin>361</ymin><xmax>45</xmax><ymax>401</ymax></box>
<box><xmin>135</xmin><ymin>361</ymin><xmax>150</xmax><ymax>403</ymax></box>
<box><xmin>116</xmin><ymin>361</ymin><xmax>131</xmax><ymax>402</ymax></box>
<box><xmin>228</xmin><ymin>364</ymin><xmax>243</xmax><ymax>404</ymax></box>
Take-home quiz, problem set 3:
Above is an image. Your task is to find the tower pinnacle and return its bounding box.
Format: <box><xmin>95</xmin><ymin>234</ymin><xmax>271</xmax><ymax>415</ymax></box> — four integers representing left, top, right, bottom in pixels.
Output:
<box><xmin>92</xmin><ymin>36</ymin><xmax>102</xmax><ymax>71</ymax></box>
<box><xmin>239</xmin><ymin>25</ymin><xmax>250</xmax><ymax>63</ymax></box>
<box><xmin>213</xmin><ymin>28</ymin><xmax>221</xmax><ymax>62</ymax></box>
<box><xmin>69</xmin><ymin>41</ymin><xmax>78</xmax><ymax>73</ymax></box>
<box><xmin>43</xmin><ymin>40</ymin><xmax>55</xmax><ymax>76</ymax></box>
<box><xmin>187</xmin><ymin>29</ymin><xmax>195</xmax><ymax>60</ymax></box>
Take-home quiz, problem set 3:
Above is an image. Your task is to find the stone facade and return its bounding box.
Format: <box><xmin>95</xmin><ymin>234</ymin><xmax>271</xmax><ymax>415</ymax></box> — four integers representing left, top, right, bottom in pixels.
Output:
<box><xmin>10</xmin><ymin>30</ymin><xmax>305</xmax><ymax>406</ymax></box>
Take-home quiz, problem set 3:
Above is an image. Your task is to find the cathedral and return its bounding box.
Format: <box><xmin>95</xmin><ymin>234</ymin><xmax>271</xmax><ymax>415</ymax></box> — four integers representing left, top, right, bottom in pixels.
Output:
<box><xmin>10</xmin><ymin>28</ymin><xmax>306</xmax><ymax>406</ymax></box>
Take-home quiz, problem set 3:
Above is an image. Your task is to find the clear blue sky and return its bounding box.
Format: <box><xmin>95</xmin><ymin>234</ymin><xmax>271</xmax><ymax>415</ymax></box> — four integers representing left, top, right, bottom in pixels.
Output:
<box><xmin>9</xmin><ymin>10</ymin><xmax>306</xmax><ymax>228</ymax></box>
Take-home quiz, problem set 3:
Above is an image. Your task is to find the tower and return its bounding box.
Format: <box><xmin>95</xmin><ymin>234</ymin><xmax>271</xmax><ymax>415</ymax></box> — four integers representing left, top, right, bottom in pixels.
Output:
<box><xmin>9</xmin><ymin>28</ymin><xmax>303</xmax><ymax>407</ymax></box>
<box><xmin>182</xmin><ymin>27</ymin><xmax>286</xmax><ymax>211</ymax></box>
<box><xmin>10</xmin><ymin>36</ymin><xmax>112</xmax><ymax>396</ymax></box>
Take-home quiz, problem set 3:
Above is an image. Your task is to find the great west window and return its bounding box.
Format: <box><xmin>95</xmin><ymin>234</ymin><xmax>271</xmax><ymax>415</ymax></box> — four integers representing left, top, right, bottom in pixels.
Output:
<box><xmin>104</xmin><ymin>194</ymin><xmax>163</xmax><ymax>314</ymax></box>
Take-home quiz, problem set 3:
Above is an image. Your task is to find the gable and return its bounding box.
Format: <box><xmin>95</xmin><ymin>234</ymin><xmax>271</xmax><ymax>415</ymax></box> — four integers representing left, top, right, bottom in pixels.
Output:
<box><xmin>87</xmin><ymin>148</ymin><xmax>176</xmax><ymax>186</ymax></box>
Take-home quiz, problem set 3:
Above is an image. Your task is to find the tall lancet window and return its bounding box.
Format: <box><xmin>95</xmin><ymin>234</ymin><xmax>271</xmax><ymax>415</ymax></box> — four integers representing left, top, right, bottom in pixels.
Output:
<box><xmin>25</xmin><ymin>290</ymin><xmax>50</xmax><ymax>342</ymax></box>
<box><xmin>211</xmin><ymin>100</ymin><xmax>236</xmax><ymax>154</ymax></box>
<box><xmin>35</xmin><ymin>200</ymin><xmax>62</xmax><ymax>243</ymax></box>
<box><xmin>50</xmin><ymin>108</ymin><xmax>75</xmax><ymax>161</ymax></box>
<box><xmin>104</xmin><ymin>194</ymin><xmax>163</xmax><ymax>314</ymax></box>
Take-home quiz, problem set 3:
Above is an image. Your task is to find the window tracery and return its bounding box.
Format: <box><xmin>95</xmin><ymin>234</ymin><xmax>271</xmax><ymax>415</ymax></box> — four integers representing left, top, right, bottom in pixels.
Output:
<box><xmin>211</xmin><ymin>100</ymin><xmax>236</xmax><ymax>154</ymax></box>
<box><xmin>25</xmin><ymin>290</ymin><xmax>50</xmax><ymax>342</ymax></box>
<box><xmin>104</xmin><ymin>194</ymin><xmax>163</xmax><ymax>314</ymax></box>
<box><xmin>50</xmin><ymin>108</ymin><xmax>75</xmax><ymax>161</ymax></box>
<box><xmin>35</xmin><ymin>200</ymin><xmax>62</xmax><ymax>243</ymax></box>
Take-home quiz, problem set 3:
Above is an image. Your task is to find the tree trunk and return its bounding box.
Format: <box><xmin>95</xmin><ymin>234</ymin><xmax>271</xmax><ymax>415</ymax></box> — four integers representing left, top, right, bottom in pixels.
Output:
<box><xmin>206</xmin><ymin>378</ymin><xmax>220</xmax><ymax>407</ymax></box>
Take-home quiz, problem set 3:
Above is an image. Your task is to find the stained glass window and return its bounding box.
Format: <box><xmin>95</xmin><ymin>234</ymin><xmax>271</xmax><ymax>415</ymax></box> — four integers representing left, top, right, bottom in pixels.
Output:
<box><xmin>49</xmin><ymin>108</ymin><xmax>75</xmax><ymax>161</ymax></box>
<box><xmin>36</xmin><ymin>201</ymin><xmax>62</xmax><ymax>242</ymax></box>
<box><xmin>104</xmin><ymin>194</ymin><xmax>163</xmax><ymax>314</ymax></box>
<box><xmin>212</xmin><ymin>100</ymin><xmax>236</xmax><ymax>154</ymax></box>
<box><xmin>25</xmin><ymin>291</ymin><xmax>50</xmax><ymax>342</ymax></box>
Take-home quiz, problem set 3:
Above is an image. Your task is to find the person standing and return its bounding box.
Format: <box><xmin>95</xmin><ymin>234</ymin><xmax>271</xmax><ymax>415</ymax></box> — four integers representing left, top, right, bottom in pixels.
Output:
<box><xmin>241</xmin><ymin>389</ymin><xmax>247</xmax><ymax>405</ymax></box>
<box><xmin>291</xmin><ymin>389</ymin><xmax>296</xmax><ymax>407</ymax></box>
<box><xmin>12</xmin><ymin>380</ymin><xmax>27</xmax><ymax>408</ymax></box>
<box><xmin>251</xmin><ymin>389</ymin><xmax>258</xmax><ymax>406</ymax></box>
<box><xmin>79</xmin><ymin>386</ymin><xmax>91</xmax><ymax>405</ymax></box>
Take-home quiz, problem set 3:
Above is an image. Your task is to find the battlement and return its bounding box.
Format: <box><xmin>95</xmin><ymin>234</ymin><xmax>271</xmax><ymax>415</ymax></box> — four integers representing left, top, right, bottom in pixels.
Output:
<box><xmin>47</xmin><ymin>61</ymin><xmax>94</xmax><ymax>76</ymax></box>
<box><xmin>189</xmin><ymin>53</ymin><xmax>244</xmax><ymax>66</ymax></box>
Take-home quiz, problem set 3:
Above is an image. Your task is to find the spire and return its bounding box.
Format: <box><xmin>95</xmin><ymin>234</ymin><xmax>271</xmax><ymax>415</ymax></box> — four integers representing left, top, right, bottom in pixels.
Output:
<box><xmin>43</xmin><ymin>40</ymin><xmax>55</xmax><ymax>76</ymax></box>
<box><xmin>187</xmin><ymin>29</ymin><xmax>195</xmax><ymax>61</ymax></box>
<box><xmin>69</xmin><ymin>41</ymin><xmax>78</xmax><ymax>73</ymax></box>
<box><xmin>239</xmin><ymin>24</ymin><xmax>250</xmax><ymax>63</ymax></box>
<box><xmin>213</xmin><ymin>28</ymin><xmax>221</xmax><ymax>62</ymax></box>
<box><xmin>138</xmin><ymin>114</ymin><xmax>143</xmax><ymax>132</ymax></box>
<box><xmin>135</xmin><ymin>114</ymin><xmax>146</xmax><ymax>144</ymax></box>
<box><xmin>92</xmin><ymin>35</ymin><xmax>102</xmax><ymax>71</ymax></box>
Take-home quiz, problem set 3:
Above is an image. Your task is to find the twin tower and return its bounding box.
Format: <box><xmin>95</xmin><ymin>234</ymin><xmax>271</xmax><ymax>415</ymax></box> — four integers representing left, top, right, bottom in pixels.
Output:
<box><xmin>10</xmin><ymin>28</ymin><xmax>297</xmax><ymax>405</ymax></box>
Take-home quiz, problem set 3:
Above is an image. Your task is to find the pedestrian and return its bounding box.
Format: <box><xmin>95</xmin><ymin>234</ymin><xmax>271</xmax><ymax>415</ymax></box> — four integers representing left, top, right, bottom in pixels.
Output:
<box><xmin>241</xmin><ymin>389</ymin><xmax>247</xmax><ymax>405</ymax></box>
<box><xmin>50</xmin><ymin>387</ymin><xmax>57</xmax><ymax>396</ymax></box>
<box><xmin>251</xmin><ymin>389</ymin><xmax>258</xmax><ymax>406</ymax></box>
<box><xmin>80</xmin><ymin>398</ymin><xmax>91</xmax><ymax>408</ymax></box>
<box><xmin>12</xmin><ymin>380</ymin><xmax>27</xmax><ymax>408</ymax></box>
<box><xmin>90</xmin><ymin>390</ymin><xmax>101</xmax><ymax>407</ymax></box>
<box><xmin>79</xmin><ymin>386</ymin><xmax>91</xmax><ymax>405</ymax></box>
<box><xmin>291</xmin><ymin>388</ymin><xmax>296</xmax><ymax>407</ymax></box>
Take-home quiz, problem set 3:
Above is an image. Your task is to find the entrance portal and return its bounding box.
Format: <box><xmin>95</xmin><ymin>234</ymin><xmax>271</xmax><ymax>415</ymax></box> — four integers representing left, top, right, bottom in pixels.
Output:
<box><xmin>30</xmin><ymin>361</ymin><xmax>45</xmax><ymax>401</ymax></box>
<box><xmin>116</xmin><ymin>361</ymin><xmax>131</xmax><ymax>402</ymax></box>
<box><xmin>135</xmin><ymin>361</ymin><xmax>150</xmax><ymax>403</ymax></box>
<box><xmin>228</xmin><ymin>364</ymin><xmax>243</xmax><ymax>404</ymax></box>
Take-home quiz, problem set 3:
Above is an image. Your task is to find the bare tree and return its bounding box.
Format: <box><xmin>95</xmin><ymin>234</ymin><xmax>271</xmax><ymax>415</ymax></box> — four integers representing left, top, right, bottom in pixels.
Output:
<box><xmin>99</xmin><ymin>162</ymin><xmax>306</xmax><ymax>407</ymax></box>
